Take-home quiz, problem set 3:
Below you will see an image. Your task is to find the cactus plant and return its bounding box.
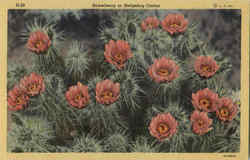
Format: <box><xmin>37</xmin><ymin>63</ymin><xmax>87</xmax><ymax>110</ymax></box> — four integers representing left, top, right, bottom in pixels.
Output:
<box><xmin>7</xmin><ymin>9</ymin><xmax>241</xmax><ymax>153</ymax></box>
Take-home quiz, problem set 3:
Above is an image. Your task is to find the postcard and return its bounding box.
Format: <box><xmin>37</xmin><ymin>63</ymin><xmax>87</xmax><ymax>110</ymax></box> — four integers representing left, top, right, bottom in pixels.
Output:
<box><xmin>0</xmin><ymin>0</ymin><xmax>249</xmax><ymax>160</ymax></box>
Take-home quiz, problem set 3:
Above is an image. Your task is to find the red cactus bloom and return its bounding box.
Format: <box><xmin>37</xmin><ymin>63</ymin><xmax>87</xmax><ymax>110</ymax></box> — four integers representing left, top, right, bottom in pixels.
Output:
<box><xmin>161</xmin><ymin>13</ymin><xmax>188</xmax><ymax>35</ymax></box>
<box><xmin>216</xmin><ymin>97</ymin><xmax>238</xmax><ymax>122</ymax></box>
<box><xmin>96</xmin><ymin>79</ymin><xmax>120</xmax><ymax>105</ymax></box>
<box><xmin>141</xmin><ymin>16</ymin><xmax>160</xmax><ymax>32</ymax></box>
<box><xmin>20</xmin><ymin>72</ymin><xmax>45</xmax><ymax>96</ymax></box>
<box><xmin>192</xmin><ymin>88</ymin><xmax>220</xmax><ymax>112</ymax></box>
<box><xmin>148</xmin><ymin>57</ymin><xmax>179</xmax><ymax>83</ymax></box>
<box><xmin>149</xmin><ymin>113</ymin><xmax>178</xmax><ymax>141</ymax></box>
<box><xmin>190</xmin><ymin>110</ymin><xmax>213</xmax><ymax>135</ymax></box>
<box><xmin>104</xmin><ymin>40</ymin><xmax>133</xmax><ymax>70</ymax></box>
<box><xmin>26</xmin><ymin>30</ymin><xmax>52</xmax><ymax>54</ymax></box>
<box><xmin>7</xmin><ymin>85</ymin><xmax>29</xmax><ymax>111</ymax></box>
<box><xmin>194</xmin><ymin>56</ymin><xmax>219</xmax><ymax>78</ymax></box>
<box><xmin>65</xmin><ymin>82</ymin><xmax>90</xmax><ymax>109</ymax></box>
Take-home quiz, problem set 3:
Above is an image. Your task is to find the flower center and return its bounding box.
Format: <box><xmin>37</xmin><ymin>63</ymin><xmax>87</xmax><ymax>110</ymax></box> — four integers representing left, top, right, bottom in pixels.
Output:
<box><xmin>199</xmin><ymin>98</ymin><xmax>211</xmax><ymax>109</ymax></box>
<box><xmin>158</xmin><ymin>68</ymin><xmax>169</xmax><ymax>77</ymax></box>
<box><xmin>114</xmin><ymin>52</ymin><xmax>125</xmax><ymax>64</ymax></box>
<box><xmin>219</xmin><ymin>107</ymin><xmax>229</xmax><ymax>118</ymax></box>
<box><xmin>16</xmin><ymin>96</ymin><xmax>24</xmax><ymax>105</ymax></box>
<box><xmin>147</xmin><ymin>23</ymin><xmax>153</xmax><ymax>29</ymax></box>
<box><xmin>170</xmin><ymin>23</ymin><xmax>180</xmax><ymax>28</ymax></box>
<box><xmin>201</xmin><ymin>65</ymin><xmax>212</xmax><ymax>72</ymax></box>
<box><xmin>28</xmin><ymin>83</ymin><xmax>38</xmax><ymax>92</ymax></box>
<box><xmin>75</xmin><ymin>94</ymin><xmax>83</xmax><ymax>101</ymax></box>
<box><xmin>157</xmin><ymin>123</ymin><xmax>169</xmax><ymax>134</ymax></box>
<box><xmin>35</xmin><ymin>40</ymin><xmax>43</xmax><ymax>48</ymax></box>
<box><xmin>102</xmin><ymin>91</ymin><xmax>113</xmax><ymax>100</ymax></box>
<box><xmin>197</xmin><ymin>119</ymin><xmax>204</xmax><ymax>127</ymax></box>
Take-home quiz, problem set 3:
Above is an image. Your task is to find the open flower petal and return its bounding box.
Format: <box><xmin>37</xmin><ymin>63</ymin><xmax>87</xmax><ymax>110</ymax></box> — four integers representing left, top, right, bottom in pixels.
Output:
<box><xmin>194</xmin><ymin>56</ymin><xmax>219</xmax><ymax>78</ymax></box>
<box><xmin>192</xmin><ymin>88</ymin><xmax>220</xmax><ymax>112</ymax></box>
<box><xmin>149</xmin><ymin>113</ymin><xmax>178</xmax><ymax>141</ymax></box>
<box><xmin>216</xmin><ymin>97</ymin><xmax>238</xmax><ymax>122</ymax></box>
<box><xmin>8</xmin><ymin>85</ymin><xmax>29</xmax><ymax>111</ymax></box>
<box><xmin>20</xmin><ymin>72</ymin><xmax>45</xmax><ymax>96</ymax></box>
<box><xmin>104</xmin><ymin>40</ymin><xmax>133</xmax><ymax>70</ymax></box>
<box><xmin>26</xmin><ymin>31</ymin><xmax>52</xmax><ymax>54</ymax></box>
<box><xmin>95</xmin><ymin>79</ymin><xmax>120</xmax><ymax>105</ymax></box>
<box><xmin>190</xmin><ymin>110</ymin><xmax>213</xmax><ymax>135</ymax></box>
<box><xmin>148</xmin><ymin>56</ymin><xmax>179</xmax><ymax>83</ymax></box>
<box><xmin>65</xmin><ymin>82</ymin><xmax>90</xmax><ymax>109</ymax></box>
<box><xmin>141</xmin><ymin>16</ymin><xmax>160</xmax><ymax>32</ymax></box>
<box><xmin>161</xmin><ymin>13</ymin><xmax>188</xmax><ymax>35</ymax></box>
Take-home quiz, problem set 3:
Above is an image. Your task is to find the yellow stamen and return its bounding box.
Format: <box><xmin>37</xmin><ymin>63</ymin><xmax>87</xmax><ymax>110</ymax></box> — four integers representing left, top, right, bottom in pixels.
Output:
<box><xmin>102</xmin><ymin>91</ymin><xmax>113</xmax><ymax>100</ymax></box>
<box><xmin>199</xmin><ymin>99</ymin><xmax>211</xmax><ymax>109</ymax></box>
<box><xmin>75</xmin><ymin>95</ymin><xmax>82</xmax><ymax>101</ymax></box>
<box><xmin>114</xmin><ymin>53</ymin><xmax>124</xmax><ymax>64</ymax></box>
<box><xmin>201</xmin><ymin>65</ymin><xmax>212</xmax><ymax>72</ymax></box>
<box><xmin>36</xmin><ymin>41</ymin><xmax>43</xmax><ymax>48</ymax></box>
<box><xmin>220</xmin><ymin>108</ymin><xmax>229</xmax><ymax>117</ymax></box>
<box><xmin>16</xmin><ymin>97</ymin><xmax>23</xmax><ymax>105</ymax></box>
<box><xmin>158</xmin><ymin>69</ymin><xmax>169</xmax><ymax>77</ymax></box>
<box><xmin>170</xmin><ymin>23</ymin><xmax>179</xmax><ymax>28</ymax></box>
<box><xmin>157</xmin><ymin>123</ymin><xmax>169</xmax><ymax>134</ymax></box>
<box><xmin>198</xmin><ymin>120</ymin><xmax>204</xmax><ymax>126</ymax></box>
<box><xmin>28</xmin><ymin>84</ymin><xmax>37</xmax><ymax>92</ymax></box>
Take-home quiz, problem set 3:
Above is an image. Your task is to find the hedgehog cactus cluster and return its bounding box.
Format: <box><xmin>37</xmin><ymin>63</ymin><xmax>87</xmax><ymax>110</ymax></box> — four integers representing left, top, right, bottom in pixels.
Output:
<box><xmin>7</xmin><ymin>11</ymin><xmax>240</xmax><ymax>153</ymax></box>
